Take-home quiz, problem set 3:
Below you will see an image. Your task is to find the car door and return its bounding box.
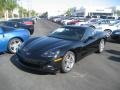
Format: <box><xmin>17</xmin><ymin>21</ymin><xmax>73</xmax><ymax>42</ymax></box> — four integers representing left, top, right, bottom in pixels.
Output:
<box><xmin>81</xmin><ymin>28</ymin><xmax>98</xmax><ymax>55</ymax></box>
<box><xmin>0</xmin><ymin>28</ymin><xmax>5</xmax><ymax>52</ymax></box>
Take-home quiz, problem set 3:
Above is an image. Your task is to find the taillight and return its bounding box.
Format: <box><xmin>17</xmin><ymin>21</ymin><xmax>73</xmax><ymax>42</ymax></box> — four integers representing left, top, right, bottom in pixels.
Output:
<box><xmin>23</xmin><ymin>21</ymin><xmax>33</xmax><ymax>25</ymax></box>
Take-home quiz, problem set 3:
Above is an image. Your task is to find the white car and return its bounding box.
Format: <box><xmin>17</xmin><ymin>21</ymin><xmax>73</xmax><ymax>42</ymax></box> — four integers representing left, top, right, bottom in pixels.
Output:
<box><xmin>76</xmin><ymin>19</ymin><xmax>117</xmax><ymax>37</ymax></box>
<box><xmin>95</xmin><ymin>20</ymin><xmax>120</xmax><ymax>37</ymax></box>
<box><xmin>61</xmin><ymin>19</ymin><xmax>74</xmax><ymax>25</ymax></box>
<box><xmin>76</xmin><ymin>18</ymin><xmax>100</xmax><ymax>26</ymax></box>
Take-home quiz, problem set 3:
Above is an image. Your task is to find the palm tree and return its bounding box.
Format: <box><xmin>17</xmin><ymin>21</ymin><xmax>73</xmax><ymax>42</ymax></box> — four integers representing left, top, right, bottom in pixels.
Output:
<box><xmin>30</xmin><ymin>10</ymin><xmax>37</xmax><ymax>17</ymax></box>
<box><xmin>0</xmin><ymin>0</ymin><xmax>6</xmax><ymax>19</ymax></box>
<box><xmin>5</xmin><ymin>0</ymin><xmax>17</xmax><ymax>18</ymax></box>
<box><xmin>18</xmin><ymin>6</ymin><xmax>24</xmax><ymax>18</ymax></box>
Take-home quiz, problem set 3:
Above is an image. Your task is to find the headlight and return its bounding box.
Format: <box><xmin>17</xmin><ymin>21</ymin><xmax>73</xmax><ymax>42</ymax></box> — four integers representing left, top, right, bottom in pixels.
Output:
<box><xmin>42</xmin><ymin>49</ymin><xmax>60</xmax><ymax>58</ymax></box>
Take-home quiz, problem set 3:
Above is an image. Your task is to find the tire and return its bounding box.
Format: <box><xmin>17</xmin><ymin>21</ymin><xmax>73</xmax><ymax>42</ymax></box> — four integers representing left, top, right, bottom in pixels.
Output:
<box><xmin>29</xmin><ymin>29</ymin><xmax>34</xmax><ymax>35</ymax></box>
<box><xmin>104</xmin><ymin>29</ymin><xmax>112</xmax><ymax>38</ymax></box>
<box><xmin>8</xmin><ymin>38</ymin><xmax>22</xmax><ymax>54</ymax></box>
<box><xmin>97</xmin><ymin>39</ymin><xmax>105</xmax><ymax>53</ymax></box>
<box><xmin>61</xmin><ymin>51</ymin><xmax>75</xmax><ymax>73</ymax></box>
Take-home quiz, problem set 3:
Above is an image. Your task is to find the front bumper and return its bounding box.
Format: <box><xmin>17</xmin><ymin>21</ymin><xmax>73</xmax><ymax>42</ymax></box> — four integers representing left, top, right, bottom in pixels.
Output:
<box><xmin>16</xmin><ymin>53</ymin><xmax>62</xmax><ymax>73</ymax></box>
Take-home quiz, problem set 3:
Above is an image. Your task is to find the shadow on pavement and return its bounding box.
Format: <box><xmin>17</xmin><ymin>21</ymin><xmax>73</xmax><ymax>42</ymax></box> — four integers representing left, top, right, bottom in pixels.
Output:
<box><xmin>10</xmin><ymin>55</ymin><xmax>56</xmax><ymax>75</ymax></box>
<box><xmin>105</xmin><ymin>49</ymin><xmax>120</xmax><ymax>62</ymax></box>
<box><xmin>0</xmin><ymin>52</ymin><xmax>6</xmax><ymax>55</ymax></box>
<box><xmin>108</xmin><ymin>56</ymin><xmax>120</xmax><ymax>62</ymax></box>
<box><xmin>108</xmin><ymin>39</ymin><xmax>120</xmax><ymax>44</ymax></box>
<box><xmin>105</xmin><ymin>50</ymin><xmax>120</xmax><ymax>56</ymax></box>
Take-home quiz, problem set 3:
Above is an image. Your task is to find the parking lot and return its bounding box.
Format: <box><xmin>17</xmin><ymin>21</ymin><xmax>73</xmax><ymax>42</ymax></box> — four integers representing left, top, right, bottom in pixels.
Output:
<box><xmin>0</xmin><ymin>19</ymin><xmax>120</xmax><ymax>90</ymax></box>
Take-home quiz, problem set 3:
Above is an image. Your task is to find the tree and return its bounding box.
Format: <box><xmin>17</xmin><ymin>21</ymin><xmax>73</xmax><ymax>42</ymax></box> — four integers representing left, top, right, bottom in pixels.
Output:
<box><xmin>18</xmin><ymin>6</ymin><xmax>24</xmax><ymax>18</ymax></box>
<box><xmin>0</xmin><ymin>0</ymin><xmax>7</xmax><ymax>19</ymax></box>
<box><xmin>65</xmin><ymin>8</ymin><xmax>73</xmax><ymax>16</ymax></box>
<box><xmin>116</xmin><ymin>10</ymin><xmax>120</xmax><ymax>16</ymax></box>
<box><xmin>39</xmin><ymin>12</ymin><xmax>48</xmax><ymax>18</ymax></box>
<box><xmin>29</xmin><ymin>10</ymin><xmax>38</xmax><ymax>17</ymax></box>
<box><xmin>5</xmin><ymin>0</ymin><xmax>17</xmax><ymax>18</ymax></box>
<box><xmin>0</xmin><ymin>0</ymin><xmax>17</xmax><ymax>19</ymax></box>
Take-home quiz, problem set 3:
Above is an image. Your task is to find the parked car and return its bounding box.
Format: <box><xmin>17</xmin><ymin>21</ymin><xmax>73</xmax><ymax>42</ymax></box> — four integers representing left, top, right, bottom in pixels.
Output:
<box><xmin>16</xmin><ymin>25</ymin><xmax>106</xmax><ymax>74</ymax></box>
<box><xmin>77</xmin><ymin>19</ymin><xmax>116</xmax><ymax>37</ymax></box>
<box><xmin>111</xmin><ymin>29</ymin><xmax>120</xmax><ymax>40</ymax></box>
<box><xmin>95</xmin><ymin>20</ymin><xmax>120</xmax><ymax>37</ymax></box>
<box><xmin>0</xmin><ymin>21</ymin><xmax>34</xmax><ymax>35</ymax></box>
<box><xmin>76</xmin><ymin>18</ymin><xmax>100</xmax><ymax>26</ymax></box>
<box><xmin>67</xmin><ymin>19</ymin><xmax>79</xmax><ymax>25</ymax></box>
<box><xmin>0</xmin><ymin>26</ymin><xmax>30</xmax><ymax>53</ymax></box>
<box><xmin>30</xmin><ymin>16</ymin><xmax>38</xmax><ymax>24</ymax></box>
<box><xmin>9</xmin><ymin>18</ymin><xmax>34</xmax><ymax>25</ymax></box>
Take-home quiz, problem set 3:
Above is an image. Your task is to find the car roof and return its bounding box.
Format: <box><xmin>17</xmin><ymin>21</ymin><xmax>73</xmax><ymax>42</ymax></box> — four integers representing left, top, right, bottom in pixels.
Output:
<box><xmin>62</xmin><ymin>25</ymin><xmax>89</xmax><ymax>29</ymax></box>
<box><xmin>0</xmin><ymin>25</ymin><xmax>14</xmax><ymax>28</ymax></box>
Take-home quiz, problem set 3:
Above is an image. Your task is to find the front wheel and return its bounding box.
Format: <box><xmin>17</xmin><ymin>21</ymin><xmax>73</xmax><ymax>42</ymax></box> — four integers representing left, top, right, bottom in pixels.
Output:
<box><xmin>61</xmin><ymin>51</ymin><xmax>75</xmax><ymax>73</ymax></box>
<box><xmin>8</xmin><ymin>38</ymin><xmax>22</xmax><ymax>54</ymax></box>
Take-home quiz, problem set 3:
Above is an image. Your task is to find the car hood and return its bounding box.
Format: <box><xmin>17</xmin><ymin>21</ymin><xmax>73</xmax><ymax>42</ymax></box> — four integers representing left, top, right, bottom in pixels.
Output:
<box><xmin>23</xmin><ymin>36</ymin><xmax>73</xmax><ymax>52</ymax></box>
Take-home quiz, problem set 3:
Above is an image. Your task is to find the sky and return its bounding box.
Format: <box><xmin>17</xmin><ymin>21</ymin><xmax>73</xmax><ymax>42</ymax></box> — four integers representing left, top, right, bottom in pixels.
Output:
<box><xmin>20</xmin><ymin>0</ymin><xmax>120</xmax><ymax>16</ymax></box>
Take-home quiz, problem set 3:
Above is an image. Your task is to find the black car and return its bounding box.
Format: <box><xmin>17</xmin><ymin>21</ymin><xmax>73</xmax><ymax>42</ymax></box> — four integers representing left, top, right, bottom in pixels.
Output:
<box><xmin>16</xmin><ymin>26</ymin><xmax>106</xmax><ymax>73</ymax></box>
<box><xmin>111</xmin><ymin>29</ymin><xmax>120</xmax><ymax>40</ymax></box>
<box><xmin>9</xmin><ymin>18</ymin><xmax>34</xmax><ymax>25</ymax></box>
<box><xmin>0</xmin><ymin>21</ymin><xmax>34</xmax><ymax>35</ymax></box>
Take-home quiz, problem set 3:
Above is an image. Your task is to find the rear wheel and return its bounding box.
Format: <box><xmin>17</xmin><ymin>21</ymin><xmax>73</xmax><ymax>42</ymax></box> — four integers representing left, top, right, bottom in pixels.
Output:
<box><xmin>104</xmin><ymin>29</ymin><xmax>112</xmax><ymax>38</ymax></box>
<box><xmin>97</xmin><ymin>39</ymin><xmax>105</xmax><ymax>53</ymax></box>
<box><xmin>8</xmin><ymin>38</ymin><xmax>22</xmax><ymax>54</ymax></box>
<box><xmin>61</xmin><ymin>51</ymin><xmax>75</xmax><ymax>73</ymax></box>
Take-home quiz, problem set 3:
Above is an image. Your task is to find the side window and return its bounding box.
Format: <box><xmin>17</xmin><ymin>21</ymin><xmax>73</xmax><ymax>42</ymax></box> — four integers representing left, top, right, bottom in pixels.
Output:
<box><xmin>1</xmin><ymin>26</ymin><xmax>14</xmax><ymax>32</ymax></box>
<box><xmin>87</xmin><ymin>28</ymin><xmax>94</xmax><ymax>36</ymax></box>
<box><xmin>83</xmin><ymin>28</ymin><xmax>95</xmax><ymax>39</ymax></box>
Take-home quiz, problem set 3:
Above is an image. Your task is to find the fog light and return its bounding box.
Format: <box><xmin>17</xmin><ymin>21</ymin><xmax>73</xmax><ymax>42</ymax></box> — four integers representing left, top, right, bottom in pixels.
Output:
<box><xmin>54</xmin><ymin>58</ymin><xmax>62</xmax><ymax>62</ymax></box>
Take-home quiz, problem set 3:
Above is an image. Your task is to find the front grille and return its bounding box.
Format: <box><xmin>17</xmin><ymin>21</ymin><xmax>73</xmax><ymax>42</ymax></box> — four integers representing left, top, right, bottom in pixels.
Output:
<box><xmin>18</xmin><ymin>55</ymin><xmax>46</xmax><ymax>68</ymax></box>
<box><xmin>19</xmin><ymin>59</ymin><xmax>41</xmax><ymax>68</ymax></box>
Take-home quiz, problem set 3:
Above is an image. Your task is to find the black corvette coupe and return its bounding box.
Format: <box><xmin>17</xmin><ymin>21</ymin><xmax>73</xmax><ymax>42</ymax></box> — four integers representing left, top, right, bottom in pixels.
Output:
<box><xmin>16</xmin><ymin>26</ymin><xmax>106</xmax><ymax>73</ymax></box>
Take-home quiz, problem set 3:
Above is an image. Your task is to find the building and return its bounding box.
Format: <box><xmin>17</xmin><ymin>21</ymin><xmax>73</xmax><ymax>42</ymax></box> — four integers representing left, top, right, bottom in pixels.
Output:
<box><xmin>71</xmin><ymin>7</ymin><xmax>114</xmax><ymax>17</ymax></box>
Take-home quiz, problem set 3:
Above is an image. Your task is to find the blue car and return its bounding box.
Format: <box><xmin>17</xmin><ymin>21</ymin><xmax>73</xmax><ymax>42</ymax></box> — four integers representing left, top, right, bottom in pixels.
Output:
<box><xmin>0</xmin><ymin>26</ymin><xmax>30</xmax><ymax>53</ymax></box>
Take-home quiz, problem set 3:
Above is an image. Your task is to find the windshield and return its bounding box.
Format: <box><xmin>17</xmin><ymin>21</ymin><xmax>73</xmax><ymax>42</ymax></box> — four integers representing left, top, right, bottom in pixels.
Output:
<box><xmin>48</xmin><ymin>27</ymin><xmax>85</xmax><ymax>40</ymax></box>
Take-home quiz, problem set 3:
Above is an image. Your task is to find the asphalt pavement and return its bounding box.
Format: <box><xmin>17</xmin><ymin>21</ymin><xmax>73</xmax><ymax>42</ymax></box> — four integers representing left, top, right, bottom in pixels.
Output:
<box><xmin>0</xmin><ymin>19</ymin><xmax>120</xmax><ymax>90</ymax></box>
